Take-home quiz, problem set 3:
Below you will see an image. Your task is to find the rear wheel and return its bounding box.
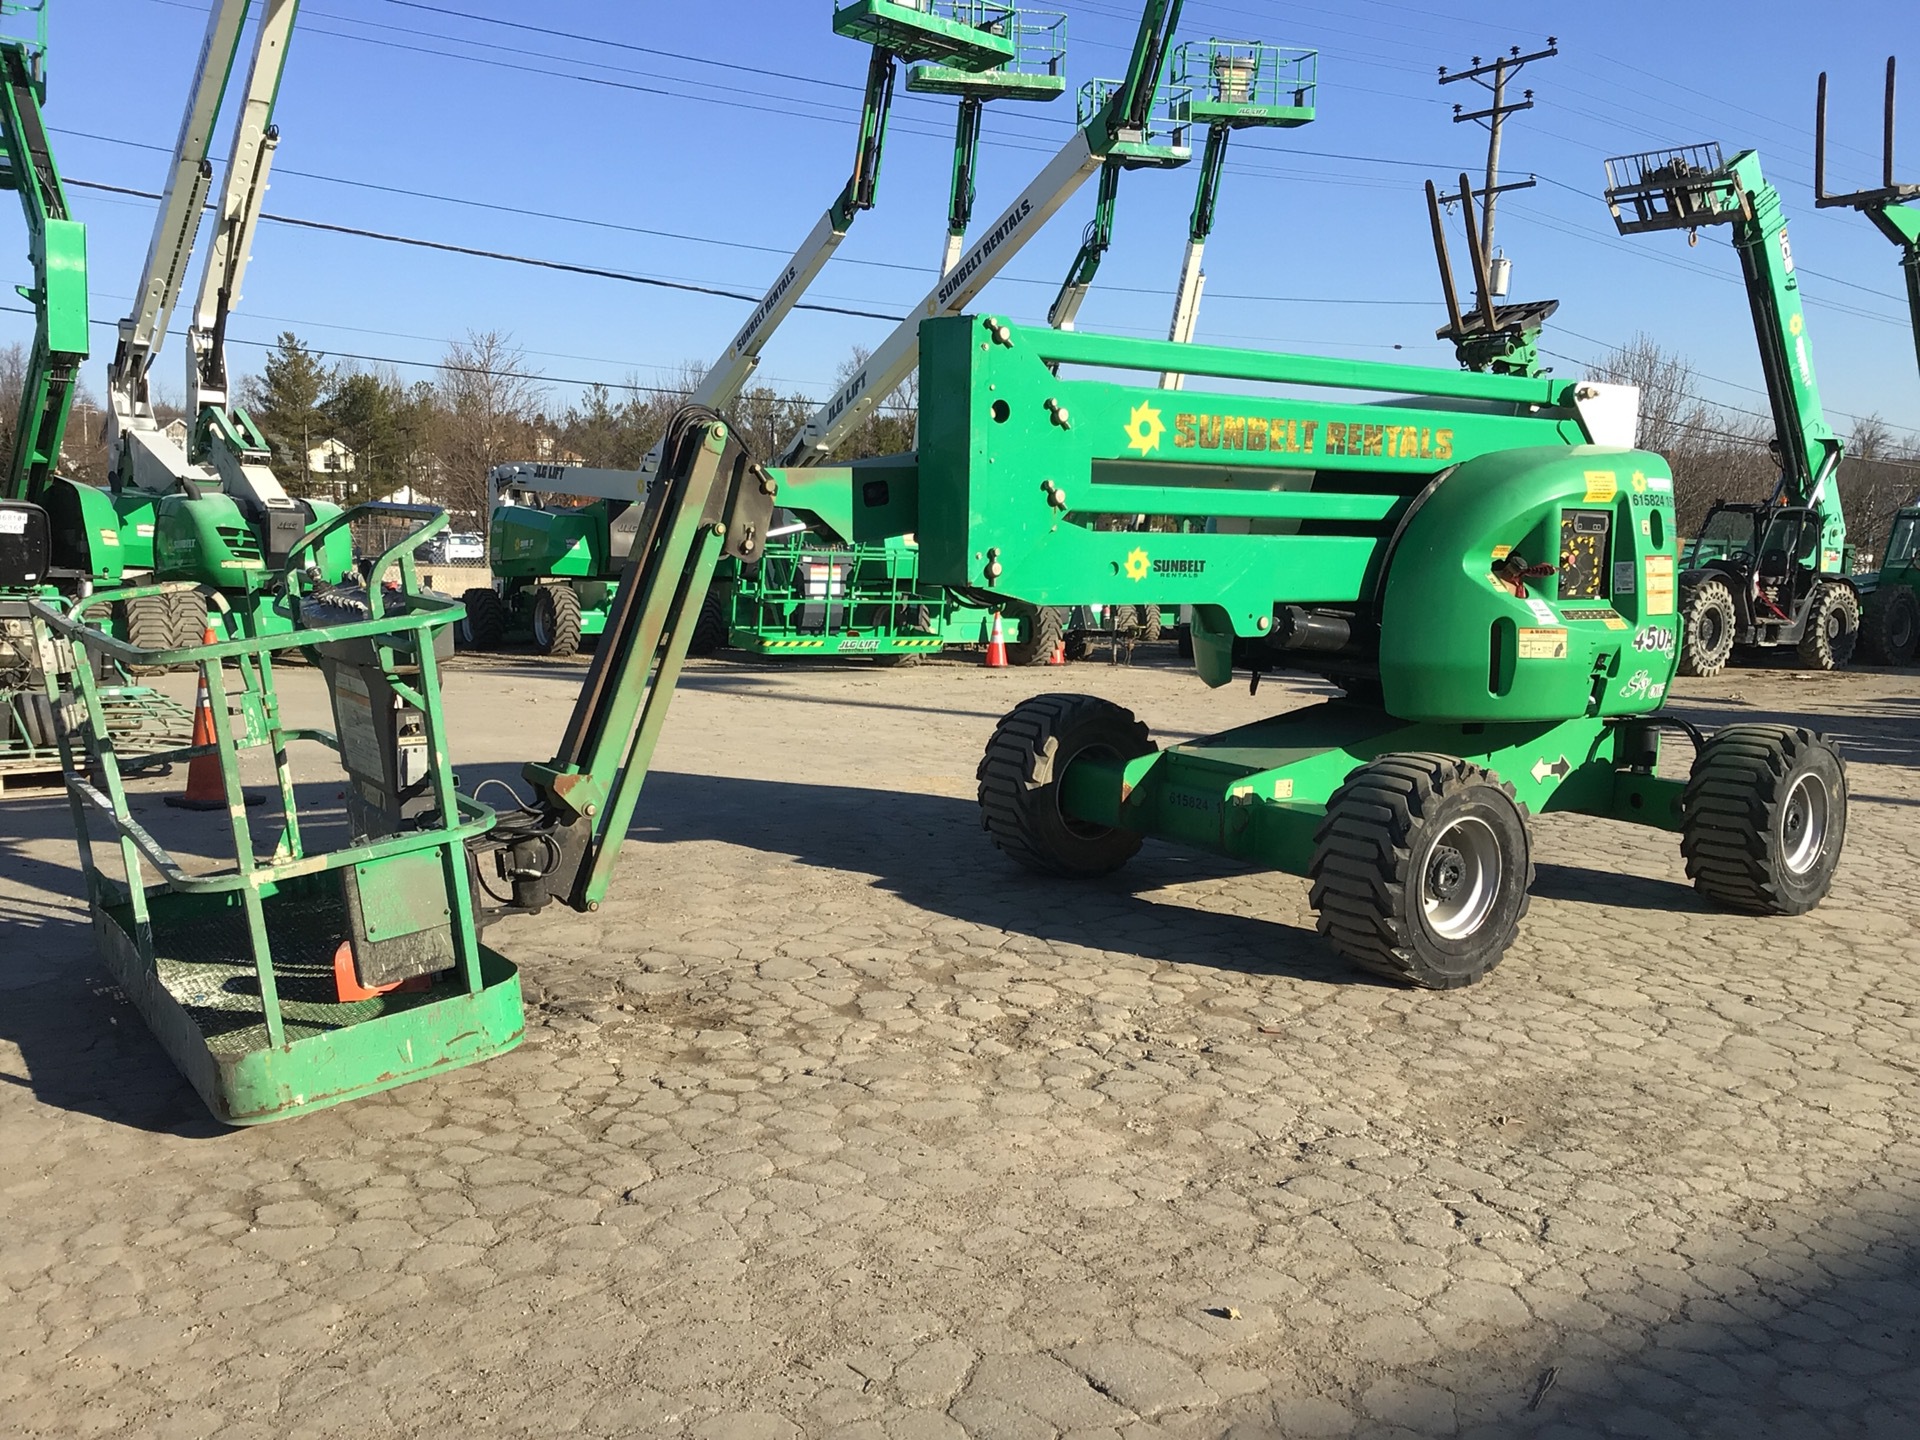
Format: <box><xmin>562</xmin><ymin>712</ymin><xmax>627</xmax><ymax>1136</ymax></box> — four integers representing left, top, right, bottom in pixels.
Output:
<box><xmin>1678</xmin><ymin>578</ymin><xmax>1737</xmax><ymax>678</ymax></box>
<box><xmin>977</xmin><ymin>694</ymin><xmax>1154</xmax><ymax>877</ymax></box>
<box><xmin>458</xmin><ymin>588</ymin><xmax>507</xmax><ymax>649</ymax></box>
<box><xmin>1682</xmin><ymin>724</ymin><xmax>1845</xmax><ymax>915</ymax></box>
<box><xmin>1857</xmin><ymin>585</ymin><xmax>1918</xmax><ymax>666</ymax></box>
<box><xmin>532</xmin><ymin>584</ymin><xmax>583</xmax><ymax>658</ymax></box>
<box><xmin>1795</xmin><ymin>583</ymin><xmax>1858</xmax><ymax>670</ymax></box>
<box><xmin>688</xmin><ymin>592</ymin><xmax>730</xmax><ymax>657</ymax></box>
<box><xmin>118</xmin><ymin>594</ymin><xmax>183</xmax><ymax>674</ymax></box>
<box><xmin>1137</xmin><ymin>606</ymin><xmax>1163</xmax><ymax>643</ymax></box>
<box><xmin>1309</xmin><ymin>754</ymin><xmax>1533</xmax><ymax>989</ymax></box>
<box><xmin>1004</xmin><ymin>602</ymin><xmax>1062</xmax><ymax>667</ymax></box>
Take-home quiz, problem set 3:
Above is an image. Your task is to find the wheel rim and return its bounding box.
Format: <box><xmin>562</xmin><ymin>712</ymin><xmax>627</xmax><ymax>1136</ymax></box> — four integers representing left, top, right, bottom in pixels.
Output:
<box><xmin>1420</xmin><ymin>816</ymin><xmax>1502</xmax><ymax>940</ymax></box>
<box><xmin>1700</xmin><ymin>608</ymin><xmax>1724</xmax><ymax>653</ymax></box>
<box><xmin>533</xmin><ymin>603</ymin><xmax>551</xmax><ymax>647</ymax></box>
<box><xmin>1781</xmin><ymin>772</ymin><xmax>1830</xmax><ymax>875</ymax></box>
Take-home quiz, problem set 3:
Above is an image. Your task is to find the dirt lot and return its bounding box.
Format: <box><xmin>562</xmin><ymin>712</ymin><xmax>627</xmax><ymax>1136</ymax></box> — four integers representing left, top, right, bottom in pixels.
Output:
<box><xmin>2</xmin><ymin>647</ymin><xmax>1917</xmax><ymax>1440</ymax></box>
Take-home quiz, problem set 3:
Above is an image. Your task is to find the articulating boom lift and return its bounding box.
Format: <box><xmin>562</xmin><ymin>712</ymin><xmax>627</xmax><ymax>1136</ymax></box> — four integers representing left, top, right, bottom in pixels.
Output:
<box><xmin>30</xmin><ymin>0</ymin><xmax>1850</xmax><ymax>1126</ymax></box>
<box><xmin>1604</xmin><ymin>143</ymin><xmax>1858</xmax><ymax>677</ymax></box>
<box><xmin>1817</xmin><ymin>57</ymin><xmax>1920</xmax><ymax>666</ymax></box>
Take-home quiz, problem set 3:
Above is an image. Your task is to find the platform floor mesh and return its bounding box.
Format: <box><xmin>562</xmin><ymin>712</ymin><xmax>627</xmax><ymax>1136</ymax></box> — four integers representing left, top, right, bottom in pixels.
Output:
<box><xmin>140</xmin><ymin>893</ymin><xmax>457</xmax><ymax>1056</ymax></box>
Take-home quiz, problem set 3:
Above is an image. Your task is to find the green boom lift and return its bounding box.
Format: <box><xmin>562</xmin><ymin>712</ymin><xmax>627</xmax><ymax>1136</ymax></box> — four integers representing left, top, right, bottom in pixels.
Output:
<box><xmin>0</xmin><ymin>1</ymin><xmax>192</xmax><ymax>776</ymax></box>
<box><xmin>1604</xmin><ymin>143</ymin><xmax>1860</xmax><ymax>677</ymax></box>
<box><xmin>32</xmin><ymin>0</ymin><xmax>1851</xmax><ymax>1125</ymax></box>
<box><xmin>1817</xmin><ymin>57</ymin><xmax>1920</xmax><ymax>665</ymax></box>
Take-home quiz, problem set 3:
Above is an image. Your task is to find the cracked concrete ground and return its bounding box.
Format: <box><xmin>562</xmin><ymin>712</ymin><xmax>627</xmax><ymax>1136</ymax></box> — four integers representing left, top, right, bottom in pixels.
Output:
<box><xmin>2</xmin><ymin>649</ymin><xmax>1917</xmax><ymax>1439</ymax></box>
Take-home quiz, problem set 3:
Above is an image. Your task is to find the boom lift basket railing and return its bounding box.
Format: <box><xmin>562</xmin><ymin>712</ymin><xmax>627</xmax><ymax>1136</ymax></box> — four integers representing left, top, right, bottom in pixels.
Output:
<box><xmin>1176</xmin><ymin>38</ymin><xmax>1315</xmax><ymax>127</ymax></box>
<box><xmin>831</xmin><ymin>0</ymin><xmax>1020</xmax><ymax>70</ymax></box>
<box><xmin>1078</xmin><ymin>76</ymin><xmax>1194</xmax><ymax>166</ymax></box>
<box><xmin>33</xmin><ymin>504</ymin><xmax>523</xmax><ymax>1125</ymax></box>
<box><xmin>906</xmin><ymin>5</ymin><xmax>1066</xmax><ymax>99</ymax></box>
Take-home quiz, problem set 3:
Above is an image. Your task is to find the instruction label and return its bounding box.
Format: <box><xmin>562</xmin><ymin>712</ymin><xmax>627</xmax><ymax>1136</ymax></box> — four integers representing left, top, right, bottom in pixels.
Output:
<box><xmin>1518</xmin><ymin>627</ymin><xmax>1569</xmax><ymax>660</ymax></box>
<box><xmin>1613</xmin><ymin>560</ymin><xmax>1637</xmax><ymax>595</ymax></box>
<box><xmin>1583</xmin><ymin>471</ymin><xmax>1619</xmax><ymax>504</ymax></box>
<box><xmin>1645</xmin><ymin>555</ymin><xmax>1675</xmax><ymax>617</ymax></box>
<box><xmin>0</xmin><ymin>510</ymin><xmax>25</xmax><ymax>535</ymax></box>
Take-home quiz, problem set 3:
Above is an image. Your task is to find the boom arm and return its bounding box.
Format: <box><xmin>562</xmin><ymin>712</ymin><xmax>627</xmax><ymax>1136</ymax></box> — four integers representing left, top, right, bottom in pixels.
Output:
<box><xmin>0</xmin><ymin>36</ymin><xmax>85</xmax><ymax>504</ymax></box>
<box><xmin>1605</xmin><ymin>144</ymin><xmax>1845</xmax><ymax>552</ymax></box>
<box><xmin>106</xmin><ymin>0</ymin><xmax>256</xmax><ymax>486</ymax></box>
<box><xmin>186</xmin><ymin>0</ymin><xmax>298</xmax><ymax>445</ymax></box>
<box><xmin>776</xmin><ymin>0</ymin><xmax>1187</xmax><ymax>467</ymax></box>
<box><xmin>1049</xmin><ymin>159</ymin><xmax>1122</xmax><ymax>330</ymax></box>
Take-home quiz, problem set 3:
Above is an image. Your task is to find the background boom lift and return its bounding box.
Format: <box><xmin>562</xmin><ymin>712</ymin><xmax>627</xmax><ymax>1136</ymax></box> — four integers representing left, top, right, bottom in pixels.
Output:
<box><xmin>1604</xmin><ymin>142</ymin><xmax>1859</xmax><ymax>677</ymax></box>
<box><xmin>1817</xmin><ymin>57</ymin><xmax>1920</xmax><ymax>666</ymax></box>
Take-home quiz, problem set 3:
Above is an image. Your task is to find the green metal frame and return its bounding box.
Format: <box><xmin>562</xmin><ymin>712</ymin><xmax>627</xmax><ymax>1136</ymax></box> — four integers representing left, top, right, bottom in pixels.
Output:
<box><xmin>34</xmin><ymin>506</ymin><xmax>522</xmax><ymax>1123</ymax></box>
<box><xmin>0</xmin><ymin>33</ymin><xmax>83</xmax><ymax>506</ymax></box>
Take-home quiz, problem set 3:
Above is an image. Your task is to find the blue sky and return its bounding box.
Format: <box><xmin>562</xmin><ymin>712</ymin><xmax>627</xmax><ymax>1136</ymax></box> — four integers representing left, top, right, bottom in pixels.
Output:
<box><xmin>23</xmin><ymin>0</ymin><xmax>1920</xmax><ymax>443</ymax></box>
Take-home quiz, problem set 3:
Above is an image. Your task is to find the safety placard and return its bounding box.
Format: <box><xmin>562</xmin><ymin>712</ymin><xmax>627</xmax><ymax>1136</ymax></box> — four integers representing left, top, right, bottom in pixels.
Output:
<box><xmin>1583</xmin><ymin>471</ymin><xmax>1618</xmax><ymax>503</ymax></box>
<box><xmin>1645</xmin><ymin>555</ymin><xmax>1675</xmax><ymax>616</ymax></box>
<box><xmin>1518</xmin><ymin>627</ymin><xmax>1568</xmax><ymax>660</ymax></box>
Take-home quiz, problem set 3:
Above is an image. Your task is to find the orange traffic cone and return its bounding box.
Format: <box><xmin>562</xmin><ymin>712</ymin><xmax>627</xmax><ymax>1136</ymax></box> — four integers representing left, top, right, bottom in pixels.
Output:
<box><xmin>165</xmin><ymin>625</ymin><xmax>260</xmax><ymax>811</ymax></box>
<box><xmin>984</xmin><ymin>611</ymin><xmax>1008</xmax><ymax>668</ymax></box>
<box><xmin>1048</xmin><ymin>638</ymin><xmax>1066</xmax><ymax>665</ymax></box>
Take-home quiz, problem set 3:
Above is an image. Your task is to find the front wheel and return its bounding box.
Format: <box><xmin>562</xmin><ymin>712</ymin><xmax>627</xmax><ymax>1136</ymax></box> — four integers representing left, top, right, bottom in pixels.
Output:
<box><xmin>1678</xmin><ymin>578</ymin><xmax>1737</xmax><ymax>678</ymax></box>
<box><xmin>1795</xmin><ymin>583</ymin><xmax>1858</xmax><ymax>671</ymax></box>
<box><xmin>459</xmin><ymin>588</ymin><xmax>507</xmax><ymax>649</ymax></box>
<box><xmin>1682</xmin><ymin>725</ymin><xmax>1845</xmax><ymax>915</ymax></box>
<box><xmin>977</xmin><ymin>694</ymin><xmax>1154</xmax><ymax>877</ymax></box>
<box><xmin>1309</xmin><ymin>755</ymin><xmax>1533</xmax><ymax>989</ymax></box>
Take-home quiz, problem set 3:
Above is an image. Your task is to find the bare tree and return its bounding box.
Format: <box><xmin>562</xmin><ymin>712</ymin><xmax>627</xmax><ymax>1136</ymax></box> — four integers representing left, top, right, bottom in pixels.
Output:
<box><xmin>431</xmin><ymin>331</ymin><xmax>546</xmax><ymax>519</ymax></box>
<box><xmin>1591</xmin><ymin>331</ymin><xmax>1699</xmax><ymax>458</ymax></box>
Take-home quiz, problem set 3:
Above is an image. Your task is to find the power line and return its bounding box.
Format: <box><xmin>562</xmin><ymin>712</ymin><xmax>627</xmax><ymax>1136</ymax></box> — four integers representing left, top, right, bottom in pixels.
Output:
<box><xmin>64</xmin><ymin>178</ymin><xmax>908</xmax><ymax>322</ymax></box>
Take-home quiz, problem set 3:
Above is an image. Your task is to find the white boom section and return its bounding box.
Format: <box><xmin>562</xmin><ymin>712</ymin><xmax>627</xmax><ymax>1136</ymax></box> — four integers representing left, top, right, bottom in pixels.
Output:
<box><xmin>1159</xmin><ymin>237</ymin><xmax>1207</xmax><ymax>389</ymax></box>
<box><xmin>491</xmin><ymin>463</ymin><xmax>649</xmax><ymax>509</ymax></box>
<box><xmin>778</xmin><ymin>129</ymin><xmax>1103</xmax><ymax>467</ymax></box>
<box><xmin>941</xmin><ymin>230</ymin><xmax>966</xmax><ymax>275</ymax></box>
<box><xmin>628</xmin><ymin>209</ymin><xmax>855</xmax><ymax>493</ymax></box>
<box><xmin>106</xmin><ymin>0</ymin><xmax>254</xmax><ymax>493</ymax></box>
<box><xmin>187</xmin><ymin>0</ymin><xmax>297</xmax><ymax>422</ymax></box>
<box><xmin>1051</xmin><ymin>276</ymin><xmax>1094</xmax><ymax>332</ymax></box>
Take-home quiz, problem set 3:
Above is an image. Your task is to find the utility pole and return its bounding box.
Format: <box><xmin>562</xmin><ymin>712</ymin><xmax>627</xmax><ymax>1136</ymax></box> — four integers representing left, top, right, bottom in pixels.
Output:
<box><xmin>1438</xmin><ymin>39</ymin><xmax>1557</xmax><ymax>306</ymax></box>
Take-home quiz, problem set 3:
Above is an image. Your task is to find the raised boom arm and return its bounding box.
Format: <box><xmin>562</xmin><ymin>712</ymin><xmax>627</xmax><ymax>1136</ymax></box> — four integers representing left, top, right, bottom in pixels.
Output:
<box><xmin>106</xmin><ymin>0</ymin><xmax>256</xmax><ymax>493</ymax></box>
<box><xmin>0</xmin><ymin>32</ymin><xmax>85</xmax><ymax>504</ymax></box>
<box><xmin>1605</xmin><ymin>144</ymin><xmax>1844</xmax><ymax>546</ymax></box>
<box><xmin>1817</xmin><ymin>58</ymin><xmax>1920</xmax><ymax>385</ymax></box>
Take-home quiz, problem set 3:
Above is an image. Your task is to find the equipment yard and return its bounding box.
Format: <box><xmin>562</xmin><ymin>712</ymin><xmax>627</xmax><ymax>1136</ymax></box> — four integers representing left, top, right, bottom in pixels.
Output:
<box><xmin>4</xmin><ymin>653</ymin><xmax>1917</xmax><ymax>1440</ymax></box>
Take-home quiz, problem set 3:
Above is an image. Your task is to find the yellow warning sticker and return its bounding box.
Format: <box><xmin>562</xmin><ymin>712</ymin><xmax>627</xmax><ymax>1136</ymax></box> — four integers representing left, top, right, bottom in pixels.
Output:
<box><xmin>1491</xmin><ymin>544</ymin><xmax>1513</xmax><ymax>562</ymax></box>
<box><xmin>1519</xmin><ymin>627</ymin><xmax>1569</xmax><ymax>660</ymax></box>
<box><xmin>1645</xmin><ymin>554</ymin><xmax>1675</xmax><ymax>616</ymax></box>
<box><xmin>1583</xmin><ymin>470</ymin><xmax>1619</xmax><ymax>504</ymax></box>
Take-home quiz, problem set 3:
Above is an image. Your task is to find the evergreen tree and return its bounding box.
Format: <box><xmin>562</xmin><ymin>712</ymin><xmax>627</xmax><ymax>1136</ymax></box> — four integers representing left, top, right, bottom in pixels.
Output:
<box><xmin>241</xmin><ymin>332</ymin><xmax>332</xmax><ymax>493</ymax></box>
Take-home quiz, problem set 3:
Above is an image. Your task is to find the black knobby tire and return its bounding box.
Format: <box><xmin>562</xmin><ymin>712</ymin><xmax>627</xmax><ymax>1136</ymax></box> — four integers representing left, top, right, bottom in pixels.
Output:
<box><xmin>688</xmin><ymin>592</ymin><xmax>730</xmax><ymax>657</ymax></box>
<box><xmin>1678</xmin><ymin>578</ymin><xmax>1737</xmax><ymax>678</ymax></box>
<box><xmin>533</xmin><ymin>584</ymin><xmax>583</xmax><ymax>657</ymax></box>
<box><xmin>168</xmin><ymin>591</ymin><xmax>207</xmax><ymax>649</ymax></box>
<box><xmin>17</xmin><ymin>690</ymin><xmax>56</xmax><ymax>751</ymax></box>
<box><xmin>977</xmin><ymin>693</ymin><xmax>1154</xmax><ymax>877</ymax></box>
<box><xmin>1858</xmin><ymin>585</ymin><xmax>1919</xmax><ymax>666</ymax></box>
<box><xmin>1795</xmin><ymin>583</ymin><xmax>1858</xmax><ymax>671</ymax></box>
<box><xmin>1004</xmin><ymin>602</ymin><xmax>1063</xmax><ymax>668</ymax></box>
<box><xmin>1175</xmin><ymin>623</ymin><xmax>1193</xmax><ymax>660</ymax></box>
<box><xmin>1137</xmin><ymin>606</ymin><xmax>1163</xmax><ymax>643</ymax></box>
<box><xmin>1681</xmin><ymin>724</ymin><xmax>1846</xmax><ymax>915</ymax></box>
<box><xmin>1308</xmin><ymin>753</ymin><xmax>1534</xmax><ymax>990</ymax></box>
<box><xmin>459</xmin><ymin>588</ymin><xmax>507</xmax><ymax>650</ymax></box>
<box><xmin>118</xmin><ymin>593</ymin><xmax>180</xmax><ymax>674</ymax></box>
<box><xmin>874</xmin><ymin>652</ymin><xmax>923</xmax><ymax>668</ymax></box>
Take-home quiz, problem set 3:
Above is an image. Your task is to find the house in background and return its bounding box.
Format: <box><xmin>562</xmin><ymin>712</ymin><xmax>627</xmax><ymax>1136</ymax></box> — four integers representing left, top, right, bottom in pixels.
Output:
<box><xmin>162</xmin><ymin>417</ymin><xmax>189</xmax><ymax>450</ymax></box>
<box><xmin>307</xmin><ymin>437</ymin><xmax>356</xmax><ymax>478</ymax></box>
